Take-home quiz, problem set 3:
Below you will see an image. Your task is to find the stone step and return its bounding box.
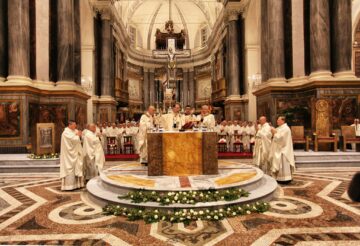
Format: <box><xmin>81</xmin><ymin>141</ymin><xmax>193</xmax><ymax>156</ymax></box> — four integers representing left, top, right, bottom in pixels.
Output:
<box><xmin>86</xmin><ymin>175</ymin><xmax>277</xmax><ymax>210</ymax></box>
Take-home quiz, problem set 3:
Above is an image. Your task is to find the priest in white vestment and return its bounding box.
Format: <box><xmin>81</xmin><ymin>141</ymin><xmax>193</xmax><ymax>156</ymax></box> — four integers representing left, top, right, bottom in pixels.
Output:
<box><xmin>83</xmin><ymin>124</ymin><xmax>105</xmax><ymax>180</ymax></box>
<box><xmin>59</xmin><ymin>121</ymin><xmax>84</xmax><ymax>191</ymax></box>
<box><xmin>162</xmin><ymin>103</ymin><xmax>185</xmax><ymax>131</ymax></box>
<box><xmin>138</xmin><ymin>106</ymin><xmax>155</xmax><ymax>164</ymax></box>
<box><xmin>197</xmin><ymin>105</ymin><xmax>216</xmax><ymax>130</ymax></box>
<box><xmin>253</xmin><ymin>116</ymin><xmax>272</xmax><ymax>174</ymax></box>
<box><xmin>270</xmin><ymin>116</ymin><xmax>296</xmax><ymax>183</ymax></box>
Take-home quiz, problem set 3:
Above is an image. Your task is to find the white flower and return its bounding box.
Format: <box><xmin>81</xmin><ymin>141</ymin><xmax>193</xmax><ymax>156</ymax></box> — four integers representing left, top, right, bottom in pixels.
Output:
<box><xmin>227</xmin><ymin>208</ymin><xmax>231</xmax><ymax>211</ymax></box>
<box><xmin>200</xmin><ymin>193</ymin><xmax>204</xmax><ymax>197</ymax></box>
<box><xmin>175</xmin><ymin>212</ymin><xmax>179</xmax><ymax>216</ymax></box>
<box><xmin>139</xmin><ymin>210</ymin><xmax>142</xmax><ymax>213</ymax></box>
<box><xmin>154</xmin><ymin>209</ymin><xmax>159</xmax><ymax>213</ymax></box>
<box><xmin>116</xmin><ymin>205</ymin><xmax>120</xmax><ymax>209</ymax></box>
<box><xmin>183</xmin><ymin>197</ymin><xmax>187</xmax><ymax>201</ymax></box>
<box><xmin>162</xmin><ymin>216</ymin><xmax>166</xmax><ymax>220</ymax></box>
<box><xmin>194</xmin><ymin>212</ymin><xmax>198</xmax><ymax>216</ymax></box>
<box><xmin>219</xmin><ymin>213</ymin><xmax>223</xmax><ymax>217</ymax></box>
<box><xmin>165</xmin><ymin>198</ymin><xmax>170</xmax><ymax>203</ymax></box>
<box><xmin>238</xmin><ymin>207</ymin><xmax>242</xmax><ymax>211</ymax></box>
<box><xmin>167</xmin><ymin>192</ymin><xmax>172</xmax><ymax>196</ymax></box>
<box><xmin>232</xmin><ymin>212</ymin><xmax>237</xmax><ymax>216</ymax></box>
<box><xmin>214</xmin><ymin>215</ymin><xmax>219</xmax><ymax>220</ymax></box>
<box><xmin>206</xmin><ymin>216</ymin><xmax>211</xmax><ymax>219</ymax></box>
<box><xmin>170</xmin><ymin>217</ymin><xmax>174</xmax><ymax>221</ymax></box>
<box><xmin>226</xmin><ymin>190</ymin><xmax>230</xmax><ymax>193</ymax></box>
<box><xmin>154</xmin><ymin>215</ymin><xmax>158</xmax><ymax>219</ymax></box>
<box><xmin>219</xmin><ymin>209</ymin><xmax>224</xmax><ymax>212</ymax></box>
<box><xmin>199</xmin><ymin>211</ymin><xmax>204</xmax><ymax>215</ymax></box>
<box><xmin>215</xmin><ymin>191</ymin><xmax>219</xmax><ymax>194</ymax></box>
<box><xmin>253</xmin><ymin>206</ymin><xmax>257</xmax><ymax>210</ymax></box>
<box><xmin>221</xmin><ymin>196</ymin><xmax>224</xmax><ymax>200</ymax></box>
<box><xmin>157</xmin><ymin>198</ymin><xmax>161</xmax><ymax>202</ymax></box>
<box><xmin>152</xmin><ymin>191</ymin><xmax>156</xmax><ymax>195</ymax></box>
<box><xmin>246</xmin><ymin>210</ymin><xmax>251</xmax><ymax>214</ymax></box>
<box><xmin>130</xmin><ymin>195</ymin><xmax>134</xmax><ymax>198</ymax></box>
<box><xmin>174</xmin><ymin>196</ymin><xmax>178</xmax><ymax>201</ymax></box>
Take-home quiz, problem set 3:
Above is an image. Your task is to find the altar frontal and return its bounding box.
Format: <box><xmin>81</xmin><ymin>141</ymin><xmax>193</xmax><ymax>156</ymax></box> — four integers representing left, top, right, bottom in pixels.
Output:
<box><xmin>147</xmin><ymin>131</ymin><xmax>218</xmax><ymax>176</ymax></box>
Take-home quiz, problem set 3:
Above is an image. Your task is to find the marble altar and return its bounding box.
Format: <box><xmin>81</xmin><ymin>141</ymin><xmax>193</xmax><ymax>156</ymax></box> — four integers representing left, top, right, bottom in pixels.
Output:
<box><xmin>147</xmin><ymin>131</ymin><xmax>218</xmax><ymax>176</ymax></box>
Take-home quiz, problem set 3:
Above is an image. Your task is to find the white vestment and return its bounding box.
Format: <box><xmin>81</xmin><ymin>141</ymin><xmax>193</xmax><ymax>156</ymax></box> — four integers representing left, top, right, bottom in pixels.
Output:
<box><xmin>162</xmin><ymin>112</ymin><xmax>185</xmax><ymax>131</ymax></box>
<box><xmin>242</xmin><ymin>126</ymin><xmax>251</xmax><ymax>151</ymax></box>
<box><xmin>138</xmin><ymin>113</ymin><xmax>154</xmax><ymax>163</ymax></box>
<box><xmin>83</xmin><ymin>131</ymin><xmax>105</xmax><ymax>180</ymax></box>
<box><xmin>253</xmin><ymin>123</ymin><xmax>272</xmax><ymax>174</ymax></box>
<box><xmin>270</xmin><ymin>123</ymin><xmax>296</xmax><ymax>181</ymax></box>
<box><xmin>59</xmin><ymin>127</ymin><xmax>84</xmax><ymax>190</ymax></box>
<box><xmin>351</xmin><ymin>123</ymin><xmax>360</xmax><ymax>150</ymax></box>
<box><xmin>197</xmin><ymin>114</ymin><xmax>216</xmax><ymax>130</ymax></box>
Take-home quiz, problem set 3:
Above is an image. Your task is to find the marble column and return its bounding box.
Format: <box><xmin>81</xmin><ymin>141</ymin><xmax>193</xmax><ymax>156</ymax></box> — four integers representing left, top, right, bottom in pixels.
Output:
<box><xmin>7</xmin><ymin>0</ymin><xmax>31</xmax><ymax>81</ymax></box>
<box><xmin>0</xmin><ymin>0</ymin><xmax>7</xmax><ymax>81</ymax></box>
<box><xmin>268</xmin><ymin>0</ymin><xmax>285</xmax><ymax>80</ymax></box>
<box><xmin>143</xmin><ymin>69</ymin><xmax>150</xmax><ymax>108</ymax></box>
<box><xmin>227</xmin><ymin>14</ymin><xmax>240</xmax><ymax>96</ymax></box>
<box><xmin>331</xmin><ymin>0</ymin><xmax>353</xmax><ymax>77</ymax></box>
<box><xmin>35</xmin><ymin>0</ymin><xmax>50</xmax><ymax>83</ymax></box>
<box><xmin>149</xmin><ymin>69</ymin><xmax>155</xmax><ymax>105</ymax></box>
<box><xmin>188</xmin><ymin>70</ymin><xmax>195</xmax><ymax>107</ymax></box>
<box><xmin>100</xmin><ymin>17</ymin><xmax>112</xmax><ymax>97</ymax></box>
<box><xmin>291</xmin><ymin>0</ymin><xmax>306</xmax><ymax>79</ymax></box>
<box><xmin>57</xmin><ymin>0</ymin><xmax>75</xmax><ymax>83</ymax></box>
<box><xmin>183</xmin><ymin>69</ymin><xmax>189</xmax><ymax>106</ymax></box>
<box><xmin>309</xmin><ymin>0</ymin><xmax>331</xmax><ymax>77</ymax></box>
<box><xmin>73</xmin><ymin>0</ymin><xmax>81</xmax><ymax>84</ymax></box>
<box><xmin>260</xmin><ymin>0</ymin><xmax>269</xmax><ymax>83</ymax></box>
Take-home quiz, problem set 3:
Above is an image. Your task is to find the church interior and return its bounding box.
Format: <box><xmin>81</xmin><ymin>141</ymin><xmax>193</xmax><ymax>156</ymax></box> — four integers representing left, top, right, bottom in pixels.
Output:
<box><xmin>0</xmin><ymin>0</ymin><xmax>360</xmax><ymax>245</ymax></box>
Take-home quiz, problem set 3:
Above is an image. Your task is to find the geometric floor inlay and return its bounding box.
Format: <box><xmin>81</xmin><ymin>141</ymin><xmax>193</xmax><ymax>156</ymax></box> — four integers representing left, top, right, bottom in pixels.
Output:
<box><xmin>0</xmin><ymin>162</ymin><xmax>360</xmax><ymax>245</ymax></box>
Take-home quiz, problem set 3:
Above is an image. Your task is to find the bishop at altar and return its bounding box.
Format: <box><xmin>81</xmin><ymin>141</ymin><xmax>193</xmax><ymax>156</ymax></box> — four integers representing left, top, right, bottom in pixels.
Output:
<box><xmin>162</xmin><ymin>103</ymin><xmax>185</xmax><ymax>131</ymax></box>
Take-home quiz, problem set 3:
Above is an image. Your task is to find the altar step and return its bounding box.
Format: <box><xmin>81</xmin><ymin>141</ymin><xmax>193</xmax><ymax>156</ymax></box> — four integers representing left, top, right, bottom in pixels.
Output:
<box><xmin>295</xmin><ymin>151</ymin><xmax>360</xmax><ymax>168</ymax></box>
<box><xmin>0</xmin><ymin>154</ymin><xmax>60</xmax><ymax>173</ymax></box>
<box><xmin>86</xmin><ymin>163</ymin><xmax>278</xmax><ymax>210</ymax></box>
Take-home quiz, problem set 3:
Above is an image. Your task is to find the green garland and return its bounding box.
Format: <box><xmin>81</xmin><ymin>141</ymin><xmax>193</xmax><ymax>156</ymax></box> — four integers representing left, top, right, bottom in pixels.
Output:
<box><xmin>28</xmin><ymin>153</ymin><xmax>60</xmax><ymax>160</ymax></box>
<box><xmin>119</xmin><ymin>188</ymin><xmax>250</xmax><ymax>205</ymax></box>
<box><xmin>103</xmin><ymin>202</ymin><xmax>270</xmax><ymax>224</ymax></box>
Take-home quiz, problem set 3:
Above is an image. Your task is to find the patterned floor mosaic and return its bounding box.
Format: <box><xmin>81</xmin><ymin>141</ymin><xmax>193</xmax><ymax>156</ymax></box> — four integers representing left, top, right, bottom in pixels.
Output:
<box><xmin>0</xmin><ymin>162</ymin><xmax>360</xmax><ymax>245</ymax></box>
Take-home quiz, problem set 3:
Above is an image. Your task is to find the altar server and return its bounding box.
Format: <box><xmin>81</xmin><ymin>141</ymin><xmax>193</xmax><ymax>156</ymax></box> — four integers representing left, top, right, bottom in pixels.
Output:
<box><xmin>269</xmin><ymin>116</ymin><xmax>295</xmax><ymax>183</ymax></box>
<box><xmin>59</xmin><ymin>120</ymin><xmax>84</xmax><ymax>191</ymax></box>
<box><xmin>138</xmin><ymin>106</ymin><xmax>155</xmax><ymax>164</ymax></box>
<box><xmin>83</xmin><ymin>124</ymin><xmax>105</xmax><ymax>180</ymax></box>
<box><xmin>197</xmin><ymin>105</ymin><xmax>216</xmax><ymax>130</ymax></box>
<box><xmin>253</xmin><ymin>116</ymin><xmax>272</xmax><ymax>173</ymax></box>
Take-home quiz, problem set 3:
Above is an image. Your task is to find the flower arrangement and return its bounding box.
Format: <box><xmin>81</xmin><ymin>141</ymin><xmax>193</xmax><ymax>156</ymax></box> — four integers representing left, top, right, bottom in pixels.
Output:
<box><xmin>118</xmin><ymin>188</ymin><xmax>250</xmax><ymax>205</ymax></box>
<box><xmin>28</xmin><ymin>153</ymin><xmax>60</xmax><ymax>160</ymax></box>
<box><xmin>103</xmin><ymin>202</ymin><xmax>270</xmax><ymax>224</ymax></box>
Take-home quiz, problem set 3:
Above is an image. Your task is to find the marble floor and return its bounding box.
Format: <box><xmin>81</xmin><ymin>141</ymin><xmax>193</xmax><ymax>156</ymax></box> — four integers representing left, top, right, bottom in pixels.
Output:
<box><xmin>0</xmin><ymin>160</ymin><xmax>360</xmax><ymax>245</ymax></box>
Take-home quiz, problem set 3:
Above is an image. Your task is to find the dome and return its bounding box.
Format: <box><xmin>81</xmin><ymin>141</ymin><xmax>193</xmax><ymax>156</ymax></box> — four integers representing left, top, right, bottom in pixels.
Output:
<box><xmin>114</xmin><ymin>0</ymin><xmax>223</xmax><ymax>50</ymax></box>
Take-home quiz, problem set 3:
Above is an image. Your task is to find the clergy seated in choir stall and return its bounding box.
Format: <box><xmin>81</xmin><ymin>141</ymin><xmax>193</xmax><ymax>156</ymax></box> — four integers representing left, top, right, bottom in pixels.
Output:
<box><xmin>162</xmin><ymin>103</ymin><xmax>186</xmax><ymax>131</ymax></box>
<box><xmin>83</xmin><ymin>124</ymin><xmax>105</xmax><ymax>181</ymax></box>
<box><xmin>59</xmin><ymin>120</ymin><xmax>85</xmax><ymax>191</ymax></box>
<box><xmin>253</xmin><ymin>116</ymin><xmax>272</xmax><ymax>174</ymax></box>
<box><xmin>269</xmin><ymin>116</ymin><xmax>296</xmax><ymax>184</ymax></box>
<box><xmin>138</xmin><ymin>106</ymin><xmax>155</xmax><ymax>165</ymax></box>
<box><xmin>196</xmin><ymin>105</ymin><xmax>216</xmax><ymax>131</ymax></box>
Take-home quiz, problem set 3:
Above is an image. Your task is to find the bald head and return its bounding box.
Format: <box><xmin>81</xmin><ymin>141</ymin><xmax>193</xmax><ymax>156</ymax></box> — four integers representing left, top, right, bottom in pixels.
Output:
<box><xmin>89</xmin><ymin>123</ymin><xmax>96</xmax><ymax>133</ymax></box>
<box><xmin>201</xmin><ymin>105</ymin><xmax>210</xmax><ymax>115</ymax></box>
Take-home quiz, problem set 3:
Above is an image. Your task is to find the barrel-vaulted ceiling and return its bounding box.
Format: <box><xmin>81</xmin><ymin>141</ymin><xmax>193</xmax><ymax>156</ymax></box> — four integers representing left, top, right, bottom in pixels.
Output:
<box><xmin>114</xmin><ymin>0</ymin><xmax>223</xmax><ymax>51</ymax></box>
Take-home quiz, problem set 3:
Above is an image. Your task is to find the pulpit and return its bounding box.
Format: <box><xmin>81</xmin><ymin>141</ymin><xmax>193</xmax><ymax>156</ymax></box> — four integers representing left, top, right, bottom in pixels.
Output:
<box><xmin>147</xmin><ymin>132</ymin><xmax>218</xmax><ymax>176</ymax></box>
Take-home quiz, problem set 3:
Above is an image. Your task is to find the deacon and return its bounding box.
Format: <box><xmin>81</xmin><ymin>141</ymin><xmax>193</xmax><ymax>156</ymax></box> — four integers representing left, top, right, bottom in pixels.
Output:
<box><xmin>197</xmin><ymin>105</ymin><xmax>216</xmax><ymax>130</ymax></box>
<box><xmin>138</xmin><ymin>106</ymin><xmax>155</xmax><ymax>165</ymax></box>
<box><xmin>83</xmin><ymin>124</ymin><xmax>105</xmax><ymax>180</ymax></box>
<box><xmin>59</xmin><ymin>120</ymin><xmax>84</xmax><ymax>191</ymax></box>
<box><xmin>269</xmin><ymin>116</ymin><xmax>295</xmax><ymax>183</ymax></box>
<box><xmin>253</xmin><ymin>116</ymin><xmax>272</xmax><ymax>174</ymax></box>
<box><xmin>162</xmin><ymin>103</ymin><xmax>185</xmax><ymax>131</ymax></box>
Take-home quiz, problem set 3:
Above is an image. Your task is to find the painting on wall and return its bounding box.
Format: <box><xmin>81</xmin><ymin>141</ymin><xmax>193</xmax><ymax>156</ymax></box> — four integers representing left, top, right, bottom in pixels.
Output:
<box><xmin>29</xmin><ymin>103</ymin><xmax>68</xmax><ymax>152</ymax></box>
<box><xmin>128</xmin><ymin>78</ymin><xmax>140</xmax><ymax>100</ymax></box>
<box><xmin>0</xmin><ymin>101</ymin><xmax>20</xmax><ymax>138</ymax></box>
<box><xmin>197</xmin><ymin>78</ymin><xmax>212</xmax><ymax>100</ymax></box>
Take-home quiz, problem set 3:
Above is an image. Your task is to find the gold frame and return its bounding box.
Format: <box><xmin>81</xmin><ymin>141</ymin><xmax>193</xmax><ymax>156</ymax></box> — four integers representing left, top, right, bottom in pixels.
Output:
<box><xmin>35</xmin><ymin>123</ymin><xmax>55</xmax><ymax>155</ymax></box>
<box><xmin>0</xmin><ymin>100</ymin><xmax>22</xmax><ymax>140</ymax></box>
